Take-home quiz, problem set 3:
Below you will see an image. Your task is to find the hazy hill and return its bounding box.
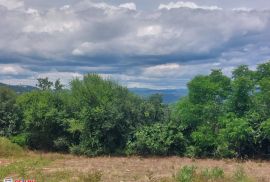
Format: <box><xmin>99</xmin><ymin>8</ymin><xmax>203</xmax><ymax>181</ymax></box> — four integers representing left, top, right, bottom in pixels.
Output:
<box><xmin>129</xmin><ymin>88</ymin><xmax>187</xmax><ymax>103</ymax></box>
<box><xmin>0</xmin><ymin>83</ymin><xmax>37</xmax><ymax>93</ymax></box>
<box><xmin>0</xmin><ymin>82</ymin><xmax>187</xmax><ymax>103</ymax></box>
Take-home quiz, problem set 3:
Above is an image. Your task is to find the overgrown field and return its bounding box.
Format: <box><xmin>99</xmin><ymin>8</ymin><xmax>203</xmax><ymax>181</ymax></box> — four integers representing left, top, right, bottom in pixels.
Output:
<box><xmin>1</xmin><ymin>62</ymin><xmax>270</xmax><ymax>181</ymax></box>
<box><xmin>2</xmin><ymin>62</ymin><xmax>270</xmax><ymax>158</ymax></box>
<box><xmin>0</xmin><ymin>138</ymin><xmax>269</xmax><ymax>182</ymax></box>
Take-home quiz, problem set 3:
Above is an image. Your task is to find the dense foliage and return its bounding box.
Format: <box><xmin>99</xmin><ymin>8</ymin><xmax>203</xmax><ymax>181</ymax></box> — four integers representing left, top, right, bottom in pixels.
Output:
<box><xmin>1</xmin><ymin>62</ymin><xmax>270</xmax><ymax>158</ymax></box>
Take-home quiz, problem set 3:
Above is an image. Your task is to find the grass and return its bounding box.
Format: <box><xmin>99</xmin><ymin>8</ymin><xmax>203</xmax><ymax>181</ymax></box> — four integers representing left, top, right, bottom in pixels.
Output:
<box><xmin>176</xmin><ymin>165</ymin><xmax>197</xmax><ymax>182</ymax></box>
<box><xmin>0</xmin><ymin>137</ymin><xmax>25</xmax><ymax>157</ymax></box>
<box><xmin>0</xmin><ymin>137</ymin><xmax>102</xmax><ymax>182</ymax></box>
<box><xmin>0</xmin><ymin>157</ymin><xmax>51</xmax><ymax>180</ymax></box>
<box><xmin>32</xmin><ymin>169</ymin><xmax>102</xmax><ymax>182</ymax></box>
<box><xmin>0</xmin><ymin>156</ymin><xmax>102</xmax><ymax>182</ymax></box>
<box><xmin>173</xmin><ymin>165</ymin><xmax>254</xmax><ymax>182</ymax></box>
<box><xmin>0</xmin><ymin>138</ymin><xmax>269</xmax><ymax>182</ymax></box>
<box><xmin>233</xmin><ymin>166</ymin><xmax>251</xmax><ymax>182</ymax></box>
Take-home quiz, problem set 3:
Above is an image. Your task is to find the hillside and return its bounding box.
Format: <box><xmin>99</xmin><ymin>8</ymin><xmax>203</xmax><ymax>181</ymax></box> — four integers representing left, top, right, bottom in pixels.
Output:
<box><xmin>0</xmin><ymin>83</ymin><xmax>37</xmax><ymax>93</ymax></box>
<box><xmin>0</xmin><ymin>82</ymin><xmax>186</xmax><ymax>103</ymax></box>
<box><xmin>129</xmin><ymin>88</ymin><xmax>188</xmax><ymax>103</ymax></box>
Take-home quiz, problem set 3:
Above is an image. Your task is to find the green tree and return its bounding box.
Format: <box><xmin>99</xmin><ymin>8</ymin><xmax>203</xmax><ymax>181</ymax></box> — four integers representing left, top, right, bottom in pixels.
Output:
<box><xmin>17</xmin><ymin>91</ymin><xmax>70</xmax><ymax>151</ymax></box>
<box><xmin>228</xmin><ymin>76</ymin><xmax>255</xmax><ymax>117</ymax></box>
<box><xmin>0</xmin><ymin>86</ymin><xmax>21</xmax><ymax>136</ymax></box>
<box><xmin>126</xmin><ymin>122</ymin><xmax>186</xmax><ymax>155</ymax></box>
<box><xmin>232</xmin><ymin>65</ymin><xmax>254</xmax><ymax>80</ymax></box>
<box><xmin>217</xmin><ymin>115</ymin><xmax>255</xmax><ymax>157</ymax></box>
<box><xmin>70</xmin><ymin>74</ymin><xmax>149</xmax><ymax>155</ymax></box>
<box><xmin>36</xmin><ymin>77</ymin><xmax>53</xmax><ymax>90</ymax></box>
<box><xmin>256</xmin><ymin>61</ymin><xmax>270</xmax><ymax>81</ymax></box>
<box><xmin>54</xmin><ymin>79</ymin><xmax>64</xmax><ymax>91</ymax></box>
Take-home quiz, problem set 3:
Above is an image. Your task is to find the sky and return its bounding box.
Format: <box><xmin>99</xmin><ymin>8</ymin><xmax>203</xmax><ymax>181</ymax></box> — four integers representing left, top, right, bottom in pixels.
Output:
<box><xmin>0</xmin><ymin>0</ymin><xmax>270</xmax><ymax>89</ymax></box>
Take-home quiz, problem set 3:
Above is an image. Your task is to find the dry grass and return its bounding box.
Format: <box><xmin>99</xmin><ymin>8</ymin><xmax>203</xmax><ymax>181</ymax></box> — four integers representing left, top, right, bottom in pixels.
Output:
<box><xmin>46</xmin><ymin>155</ymin><xmax>270</xmax><ymax>182</ymax></box>
<box><xmin>1</xmin><ymin>153</ymin><xmax>269</xmax><ymax>182</ymax></box>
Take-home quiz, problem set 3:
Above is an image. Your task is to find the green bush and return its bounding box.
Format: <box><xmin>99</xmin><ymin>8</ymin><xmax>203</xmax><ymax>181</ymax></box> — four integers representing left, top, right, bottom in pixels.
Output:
<box><xmin>69</xmin><ymin>145</ymin><xmax>83</xmax><ymax>155</ymax></box>
<box><xmin>53</xmin><ymin>137</ymin><xmax>69</xmax><ymax>152</ymax></box>
<box><xmin>126</xmin><ymin>122</ymin><xmax>186</xmax><ymax>155</ymax></box>
<box><xmin>201</xmin><ymin>167</ymin><xmax>224</xmax><ymax>180</ymax></box>
<box><xmin>233</xmin><ymin>166</ymin><xmax>249</xmax><ymax>182</ymax></box>
<box><xmin>71</xmin><ymin>74</ymin><xmax>166</xmax><ymax>155</ymax></box>
<box><xmin>0</xmin><ymin>86</ymin><xmax>21</xmax><ymax>137</ymax></box>
<box><xmin>10</xmin><ymin>133</ymin><xmax>28</xmax><ymax>147</ymax></box>
<box><xmin>184</xmin><ymin>146</ymin><xmax>200</xmax><ymax>158</ymax></box>
<box><xmin>176</xmin><ymin>165</ymin><xmax>197</xmax><ymax>182</ymax></box>
<box><xmin>3</xmin><ymin>62</ymin><xmax>270</xmax><ymax>157</ymax></box>
<box><xmin>17</xmin><ymin>91</ymin><xmax>69</xmax><ymax>151</ymax></box>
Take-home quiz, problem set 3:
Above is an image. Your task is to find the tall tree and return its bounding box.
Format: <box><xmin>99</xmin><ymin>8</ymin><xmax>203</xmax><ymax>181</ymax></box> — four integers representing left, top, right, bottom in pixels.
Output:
<box><xmin>54</xmin><ymin>79</ymin><xmax>64</xmax><ymax>91</ymax></box>
<box><xmin>0</xmin><ymin>86</ymin><xmax>21</xmax><ymax>136</ymax></box>
<box><xmin>36</xmin><ymin>77</ymin><xmax>53</xmax><ymax>90</ymax></box>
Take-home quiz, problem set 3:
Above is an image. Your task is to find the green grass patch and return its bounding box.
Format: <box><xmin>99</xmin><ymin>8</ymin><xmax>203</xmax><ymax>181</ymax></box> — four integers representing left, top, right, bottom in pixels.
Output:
<box><xmin>174</xmin><ymin>165</ymin><xmax>254</xmax><ymax>182</ymax></box>
<box><xmin>32</xmin><ymin>169</ymin><xmax>102</xmax><ymax>182</ymax></box>
<box><xmin>0</xmin><ymin>157</ymin><xmax>51</xmax><ymax>180</ymax></box>
<box><xmin>0</xmin><ymin>155</ymin><xmax>102</xmax><ymax>182</ymax></box>
<box><xmin>0</xmin><ymin>137</ymin><xmax>25</xmax><ymax>157</ymax></box>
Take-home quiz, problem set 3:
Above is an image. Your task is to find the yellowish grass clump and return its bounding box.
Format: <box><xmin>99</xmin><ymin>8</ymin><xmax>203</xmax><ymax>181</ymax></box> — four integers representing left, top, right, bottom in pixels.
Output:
<box><xmin>0</xmin><ymin>137</ymin><xmax>25</xmax><ymax>158</ymax></box>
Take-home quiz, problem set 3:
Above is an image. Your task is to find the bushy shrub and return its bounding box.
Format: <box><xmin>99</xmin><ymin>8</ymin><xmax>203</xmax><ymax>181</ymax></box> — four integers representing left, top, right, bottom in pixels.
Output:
<box><xmin>126</xmin><ymin>122</ymin><xmax>186</xmax><ymax>155</ymax></box>
<box><xmin>10</xmin><ymin>133</ymin><xmax>28</xmax><ymax>147</ymax></box>
<box><xmin>69</xmin><ymin>145</ymin><xmax>83</xmax><ymax>155</ymax></box>
<box><xmin>0</xmin><ymin>86</ymin><xmax>21</xmax><ymax>137</ymax></box>
<box><xmin>176</xmin><ymin>165</ymin><xmax>197</xmax><ymax>182</ymax></box>
<box><xmin>3</xmin><ymin>62</ymin><xmax>270</xmax><ymax>158</ymax></box>
<box><xmin>53</xmin><ymin>137</ymin><xmax>70</xmax><ymax>152</ymax></box>
<box><xmin>17</xmin><ymin>91</ymin><xmax>69</xmax><ymax>151</ymax></box>
<box><xmin>233</xmin><ymin>166</ymin><xmax>249</xmax><ymax>182</ymax></box>
<box><xmin>201</xmin><ymin>167</ymin><xmax>224</xmax><ymax>180</ymax></box>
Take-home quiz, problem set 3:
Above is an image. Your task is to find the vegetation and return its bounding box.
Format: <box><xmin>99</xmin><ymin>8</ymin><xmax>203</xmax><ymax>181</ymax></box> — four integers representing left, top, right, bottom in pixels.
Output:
<box><xmin>0</xmin><ymin>137</ymin><xmax>25</xmax><ymax>157</ymax></box>
<box><xmin>173</xmin><ymin>165</ymin><xmax>254</xmax><ymax>182</ymax></box>
<box><xmin>0</xmin><ymin>138</ymin><xmax>102</xmax><ymax>181</ymax></box>
<box><xmin>1</xmin><ymin>62</ymin><xmax>270</xmax><ymax>158</ymax></box>
<box><xmin>0</xmin><ymin>137</ymin><xmax>266</xmax><ymax>182</ymax></box>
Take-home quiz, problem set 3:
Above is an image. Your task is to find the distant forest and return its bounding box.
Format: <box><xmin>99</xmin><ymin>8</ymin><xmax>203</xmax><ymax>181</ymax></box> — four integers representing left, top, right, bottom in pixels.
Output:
<box><xmin>1</xmin><ymin>61</ymin><xmax>270</xmax><ymax>158</ymax></box>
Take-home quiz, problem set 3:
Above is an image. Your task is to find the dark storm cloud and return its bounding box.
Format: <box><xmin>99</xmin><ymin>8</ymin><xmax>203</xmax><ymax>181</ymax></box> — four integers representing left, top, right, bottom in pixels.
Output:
<box><xmin>0</xmin><ymin>0</ymin><xmax>270</xmax><ymax>88</ymax></box>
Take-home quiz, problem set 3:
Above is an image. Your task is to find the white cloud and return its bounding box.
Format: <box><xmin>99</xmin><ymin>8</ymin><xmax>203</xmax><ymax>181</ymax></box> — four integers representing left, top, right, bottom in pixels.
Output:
<box><xmin>1</xmin><ymin>0</ymin><xmax>268</xmax><ymax>57</ymax></box>
<box><xmin>232</xmin><ymin>7</ymin><xmax>253</xmax><ymax>12</ymax></box>
<box><xmin>60</xmin><ymin>5</ymin><xmax>71</xmax><ymax>11</ymax></box>
<box><xmin>0</xmin><ymin>0</ymin><xmax>270</xmax><ymax>89</ymax></box>
<box><xmin>0</xmin><ymin>71</ymin><xmax>83</xmax><ymax>86</ymax></box>
<box><xmin>0</xmin><ymin>78</ymin><xmax>37</xmax><ymax>86</ymax></box>
<box><xmin>72</xmin><ymin>42</ymin><xmax>107</xmax><ymax>56</ymax></box>
<box><xmin>25</xmin><ymin>8</ymin><xmax>39</xmax><ymax>16</ymax></box>
<box><xmin>22</xmin><ymin>9</ymin><xmax>80</xmax><ymax>33</ymax></box>
<box><xmin>143</xmin><ymin>63</ymin><xmax>182</xmax><ymax>78</ymax></box>
<box><xmin>158</xmin><ymin>1</ymin><xmax>222</xmax><ymax>11</ymax></box>
<box><xmin>137</xmin><ymin>25</ymin><xmax>162</xmax><ymax>37</ymax></box>
<box><xmin>0</xmin><ymin>65</ymin><xmax>28</xmax><ymax>75</ymax></box>
<box><xmin>0</xmin><ymin>0</ymin><xmax>24</xmax><ymax>10</ymax></box>
<box><xmin>23</xmin><ymin>22</ymin><xmax>80</xmax><ymax>33</ymax></box>
<box><xmin>37</xmin><ymin>71</ymin><xmax>83</xmax><ymax>85</ymax></box>
<box><xmin>119</xmin><ymin>2</ymin><xmax>136</xmax><ymax>10</ymax></box>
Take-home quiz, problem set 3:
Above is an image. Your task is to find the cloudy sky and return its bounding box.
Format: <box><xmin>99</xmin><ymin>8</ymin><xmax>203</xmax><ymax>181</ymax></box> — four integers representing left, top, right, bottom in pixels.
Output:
<box><xmin>0</xmin><ymin>0</ymin><xmax>270</xmax><ymax>89</ymax></box>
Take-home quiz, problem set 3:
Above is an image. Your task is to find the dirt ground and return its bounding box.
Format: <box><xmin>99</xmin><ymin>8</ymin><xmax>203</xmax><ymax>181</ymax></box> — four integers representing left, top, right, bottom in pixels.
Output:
<box><xmin>45</xmin><ymin>156</ymin><xmax>270</xmax><ymax>182</ymax></box>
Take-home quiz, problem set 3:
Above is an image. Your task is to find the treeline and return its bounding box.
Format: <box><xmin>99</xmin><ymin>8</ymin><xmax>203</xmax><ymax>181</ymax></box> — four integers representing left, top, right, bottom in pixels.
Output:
<box><xmin>1</xmin><ymin>62</ymin><xmax>270</xmax><ymax>158</ymax></box>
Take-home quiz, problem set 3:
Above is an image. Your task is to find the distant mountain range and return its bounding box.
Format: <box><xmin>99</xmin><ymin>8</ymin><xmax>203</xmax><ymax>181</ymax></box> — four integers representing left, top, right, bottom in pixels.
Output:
<box><xmin>129</xmin><ymin>88</ymin><xmax>188</xmax><ymax>103</ymax></box>
<box><xmin>0</xmin><ymin>83</ymin><xmax>187</xmax><ymax>103</ymax></box>
<box><xmin>0</xmin><ymin>83</ymin><xmax>37</xmax><ymax>93</ymax></box>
